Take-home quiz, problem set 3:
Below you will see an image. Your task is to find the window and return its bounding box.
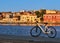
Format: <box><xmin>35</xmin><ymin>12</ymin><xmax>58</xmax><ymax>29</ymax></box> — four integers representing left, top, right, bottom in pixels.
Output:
<box><xmin>0</xmin><ymin>13</ymin><xmax>2</xmax><ymax>15</ymax></box>
<box><xmin>27</xmin><ymin>17</ymin><xmax>28</xmax><ymax>18</ymax></box>
<box><xmin>0</xmin><ymin>13</ymin><xmax>3</xmax><ymax>17</ymax></box>
<box><xmin>27</xmin><ymin>19</ymin><xmax>29</xmax><ymax>21</ymax></box>
<box><xmin>35</xmin><ymin>19</ymin><xmax>36</xmax><ymax>21</ymax></box>
<box><xmin>17</xmin><ymin>16</ymin><xmax>20</xmax><ymax>20</ymax></box>
<box><xmin>9</xmin><ymin>14</ymin><xmax>13</xmax><ymax>18</ymax></box>
<box><xmin>31</xmin><ymin>17</ymin><xmax>32</xmax><ymax>19</ymax></box>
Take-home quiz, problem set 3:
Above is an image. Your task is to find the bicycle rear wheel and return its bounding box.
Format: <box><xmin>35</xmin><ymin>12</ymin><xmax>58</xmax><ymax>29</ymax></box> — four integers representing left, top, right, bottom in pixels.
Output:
<box><xmin>47</xmin><ymin>26</ymin><xmax>57</xmax><ymax>38</ymax></box>
<box><xmin>30</xmin><ymin>26</ymin><xmax>41</xmax><ymax>37</ymax></box>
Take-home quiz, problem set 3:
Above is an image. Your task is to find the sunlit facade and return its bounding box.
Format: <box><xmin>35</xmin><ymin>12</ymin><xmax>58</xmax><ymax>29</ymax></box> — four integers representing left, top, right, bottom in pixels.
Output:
<box><xmin>46</xmin><ymin>10</ymin><xmax>56</xmax><ymax>14</ymax></box>
<box><xmin>0</xmin><ymin>11</ymin><xmax>40</xmax><ymax>24</ymax></box>
<box><xmin>44</xmin><ymin>14</ymin><xmax>60</xmax><ymax>26</ymax></box>
<box><xmin>0</xmin><ymin>10</ymin><xmax>60</xmax><ymax>25</ymax></box>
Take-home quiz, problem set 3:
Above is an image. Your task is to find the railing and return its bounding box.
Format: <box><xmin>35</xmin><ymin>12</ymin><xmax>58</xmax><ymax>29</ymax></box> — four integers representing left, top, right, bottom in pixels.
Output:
<box><xmin>0</xmin><ymin>21</ymin><xmax>60</xmax><ymax>26</ymax></box>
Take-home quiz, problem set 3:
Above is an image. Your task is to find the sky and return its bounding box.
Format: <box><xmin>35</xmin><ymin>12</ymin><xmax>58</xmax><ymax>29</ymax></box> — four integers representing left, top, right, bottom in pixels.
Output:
<box><xmin>0</xmin><ymin>0</ymin><xmax>60</xmax><ymax>12</ymax></box>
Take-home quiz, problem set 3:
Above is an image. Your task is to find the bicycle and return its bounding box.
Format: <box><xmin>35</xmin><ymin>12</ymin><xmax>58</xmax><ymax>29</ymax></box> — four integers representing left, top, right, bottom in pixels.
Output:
<box><xmin>30</xmin><ymin>21</ymin><xmax>57</xmax><ymax>38</ymax></box>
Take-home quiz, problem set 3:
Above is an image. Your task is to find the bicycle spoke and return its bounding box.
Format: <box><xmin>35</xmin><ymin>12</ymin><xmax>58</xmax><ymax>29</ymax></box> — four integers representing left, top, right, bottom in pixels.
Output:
<box><xmin>47</xmin><ymin>26</ymin><xmax>57</xmax><ymax>38</ymax></box>
<box><xmin>30</xmin><ymin>26</ymin><xmax>41</xmax><ymax>37</ymax></box>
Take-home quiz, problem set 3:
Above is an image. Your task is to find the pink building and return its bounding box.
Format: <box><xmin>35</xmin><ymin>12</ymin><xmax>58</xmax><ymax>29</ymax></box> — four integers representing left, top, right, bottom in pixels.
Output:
<box><xmin>44</xmin><ymin>14</ymin><xmax>60</xmax><ymax>23</ymax></box>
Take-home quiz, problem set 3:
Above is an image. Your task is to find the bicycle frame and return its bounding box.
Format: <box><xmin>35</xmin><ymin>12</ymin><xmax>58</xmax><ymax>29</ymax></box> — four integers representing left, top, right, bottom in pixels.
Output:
<box><xmin>36</xmin><ymin>23</ymin><xmax>49</xmax><ymax>33</ymax></box>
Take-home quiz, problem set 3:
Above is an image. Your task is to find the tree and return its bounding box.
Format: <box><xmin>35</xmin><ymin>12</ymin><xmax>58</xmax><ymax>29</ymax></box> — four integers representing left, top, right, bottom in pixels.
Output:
<box><xmin>35</xmin><ymin>9</ymin><xmax>46</xmax><ymax>22</ymax></box>
<box><xmin>35</xmin><ymin>11</ymin><xmax>41</xmax><ymax>18</ymax></box>
<box><xmin>40</xmin><ymin>9</ymin><xmax>46</xmax><ymax>14</ymax></box>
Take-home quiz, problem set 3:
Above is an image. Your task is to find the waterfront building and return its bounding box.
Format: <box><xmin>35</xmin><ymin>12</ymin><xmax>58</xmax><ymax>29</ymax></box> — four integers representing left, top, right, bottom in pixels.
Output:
<box><xmin>44</xmin><ymin>13</ymin><xmax>60</xmax><ymax>26</ymax></box>
<box><xmin>19</xmin><ymin>11</ymin><xmax>40</xmax><ymax>23</ymax></box>
<box><xmin>0</xmin><ymin>9</ymin><xmax>60</xmax><ymax>26</ymax></box>
<box><xmin>46</xmin><ymin>10</ymin><xmax>56</xmax><ymax>14</ymax></box>
<box><xmin>0</xmin><ymin>12</ymin><xmax>13</xmax><ymax>22</ymax></box>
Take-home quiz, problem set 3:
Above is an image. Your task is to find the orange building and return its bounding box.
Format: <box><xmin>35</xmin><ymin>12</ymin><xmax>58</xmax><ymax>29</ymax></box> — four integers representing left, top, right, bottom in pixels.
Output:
<box><xmin>43</xmin><ymin>14</ymin><xmax>60</xmax><ymax>26</ymax></box>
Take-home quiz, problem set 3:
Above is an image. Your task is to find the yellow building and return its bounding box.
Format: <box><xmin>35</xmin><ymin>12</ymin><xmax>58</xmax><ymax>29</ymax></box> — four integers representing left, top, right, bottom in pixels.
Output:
<box><xmin>19</xmin><ymin>11</ymin><xmax>41</xmax><ymax>23</ymax></box>
<box><xmin>1</xmin><ymin>12</ymin><xmax>13</xmax><ymax>22</ymax></box>
<box><xmin>0</xmin><ymin>11</ymin><xmax>41</xmax><ymax>24</ymax></box>
<box><xmin>20</xmin><ymin>12</ymin><xmax>37</xmax><ymax>23</ymax></box>
<box><xmin>46</xmin><ymin>10</ymin><xmax>56</xmax><ymax>14</ymax></box>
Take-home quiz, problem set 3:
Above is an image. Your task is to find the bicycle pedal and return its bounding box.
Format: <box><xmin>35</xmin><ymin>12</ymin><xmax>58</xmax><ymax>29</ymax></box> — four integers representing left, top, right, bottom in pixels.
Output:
<box><xmin>45</xmin><ymin>29</ymin><xmax>47</xmax><ymax>32</ymax></box>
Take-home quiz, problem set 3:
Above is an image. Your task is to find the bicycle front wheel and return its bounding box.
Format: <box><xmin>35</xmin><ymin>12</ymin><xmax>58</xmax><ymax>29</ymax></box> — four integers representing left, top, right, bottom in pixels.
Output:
<box><xmin>30</xmin><ymin>26</ymin><xmax>41</xmax><ymax>37</ymax></box>
<box><xmin>47</xmin><ymin>26</ymin><xmax>57</xmax><ymax>38</ymax></box>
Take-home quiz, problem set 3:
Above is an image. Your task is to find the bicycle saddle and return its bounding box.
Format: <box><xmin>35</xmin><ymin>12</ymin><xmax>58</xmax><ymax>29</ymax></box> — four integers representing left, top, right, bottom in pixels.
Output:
<box><xmin>44</xmin><ymin>22</ymin><xmax>48</xmax><ymax>25</ymax></box>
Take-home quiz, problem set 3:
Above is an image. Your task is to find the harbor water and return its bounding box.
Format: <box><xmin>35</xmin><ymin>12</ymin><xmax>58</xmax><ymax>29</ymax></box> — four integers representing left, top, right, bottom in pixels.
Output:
<box><xmin>0</xmin><ymin>25</ymin><xmax>60</xmax><ymax>38</ymax></box>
